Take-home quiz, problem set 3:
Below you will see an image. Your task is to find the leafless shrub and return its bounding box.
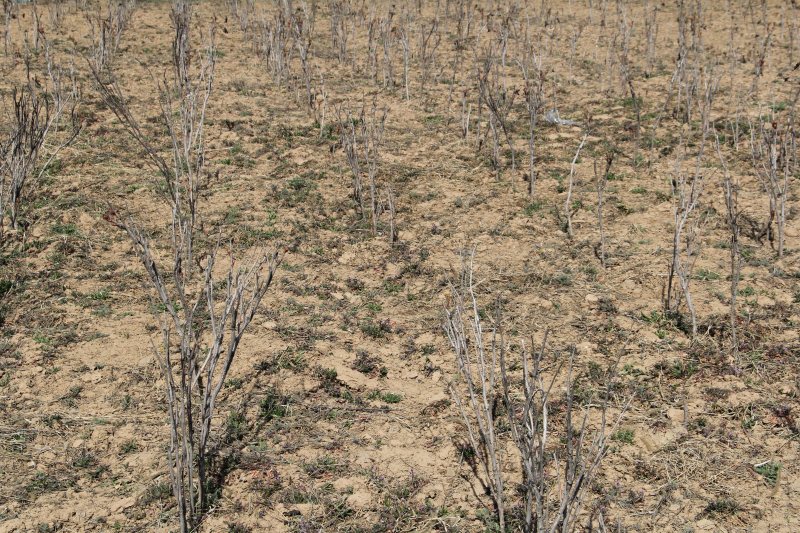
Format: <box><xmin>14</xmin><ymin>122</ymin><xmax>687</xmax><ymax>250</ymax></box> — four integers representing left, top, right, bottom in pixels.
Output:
<box><xmin>444</xmin><ymin>253</ymin><xmax>627</xmax><ymax>532</ymax></box>
<box><xmin>86</xmin><ymin>0</ymin><xmax>136</xmax><ymax>73</ymax></box>
<box><xmin>643</xmin><ymin>0</ymin><xmax>658</xmax><ymax>78</ymax></box>
<box><xmin>339</xmin><ymin>107</ymin><xmax>366</xmax><ymax>216</ymax></box>
<box><xmin>228</xmin><ymin>0</ymin><xmax>255</xmax><ymax>34</ymax></box>
<box><xmin>28</xmin><ymin>1</ymin><xmax>43</xmax><ymax>52</ymax></box>
<box><xmin>109</xmin><ymin>219</ymin><xmax>279</xmax><ymax>533</ymax></box>
<box><xmin>445</xmin><ymin>0</ymin><xmax>472</xmax><ymax>105</ymax></box>
<box><xmin>365</xmin><ymin>12</ymin><xmax>379</xmax><ymax>83</ymax></box>
<box><xmin>310</xmin><ymin>67</ymin><xmax>328</xmax><ymax>137</ymax></box>
<box><xmin>385</xmin><ymin>186</ymin><xmax>397</xmax><ymax>244</ymax></box>
<box><xmin>171</xmin><ymin>1</ymin><xmax>192</xmax><ymax>91</ymax></box>
<box><xmin>723</xmin><ymin>4</ymin><xmax>748</xmax><ymax>150</ymax></box>
<box><xmin>46</xmin><ymin>0</ymin><xmax>64</xmax><ymax>32</ymax></box>
<box><xmin>659</xmin><ymin>0</ymin><xmax>704</xmax><ymax>126</ymax></box>
<box><xmin>563</xmin><ymin>134</ymin><xmax>588</xmax><ymax>239</ymax></box>
<box><xmin>614</xmin><ymin>4</ymin><xmax>641</xmax><ymax>154</ymax></box>
<box><xmin>750</xmin><ymin>23</ymin><xmax>773</xmax><ymax>96</ymax></box>
<box><xmin>786</xmin><ymin>2</ymin><xmax>799</xmax><ymax>71</ymax></box>
<box><xmin>594</xmin><ymin>152</ymin><xmax>615</xmax><ymax>268</ymax></box>
<box><xmin>460</xmin><ymin>88</ymin><xmax>472</xmax><ymax>140</ymax></box>
<box><xmin>714</xmin><ymin>126</ymin><xmax>741</xmax><ymax>366</ymax></box>
<box><xmin>379</xmin><ymin>9</ymin><xmax>396</xmax><ymax>89</ymax></box>
<box><xmin>497</xmin><ymin>15</ymin><xmax>513</xmax><ymax>112</ymax></box>
<box><xmin>330</xmin><ymin>0</ymin><xmax>351</xmax><ymax>65</ymax></box>
<box><xmin>2</xmin><ymin>0</ymin><xmax>12</xmax><ymax>55</ymax></box>
<box><xmin>1</xmin><ymin>89</ymin><xmax>49</xmax><ymax>241</ymax></box>
<box><xmin>664</xmin><ymin>153</ymin><xmax>700</xmax><ymax>337</ymax></box>
<box><xmin>477</xmin><ymin>43</ymin><xmax>516</xmax><ymax>177</ymax></box>
<box><xmin>664</xmin><ymin>70</ymin><xmax>717</xmax><ymax>338</ymax></box>
<box><xmin>566</xmin><ymin>20</ymin><xmax>585</xmax><ymax>83</ymax></box>
<box><xmin>749</xmin><ymin>115</ymin><xmax>793</xmax><ymax>259</ymax></box>
<box><xmin>455</xmin><ymin>0</ymin><xmax>475</xmax><ymax>48</ymax></box>
<box><xmin>256</xmin><ymin>7</ymin><xmax>292</xmax><ymax>85</ymax></box>
<box><xmin>519</xmin><ymin>45</ymin><xmax>546</xmax><ymax>196</ymax></box>
<box><xmin>92</xmin><ymin>6</ymin><xmax>280</xmax><ymax>531</ymax></box>
<box><xmin>338</xmin><ymin>100</ymin><xmax>388</xmax><ymax>238</ymax></box>
<box><xmin>0</xmin><ymin>52</ymin><xmax>80</xmax><ymax>244</ymax></box>
<box><xmin>418</xmin><ymin>15</ymin><xmax>441</xmax><ymax>94</ymax></box>
<box><xmin>290</xmin><ymin>2</ymin><xmax>320</xmax><ymax>123</ymax></box>
<box><xmin>398</xmin><ymin>17</ymin><xmax>410</xmax><ymax>100</ymax></box>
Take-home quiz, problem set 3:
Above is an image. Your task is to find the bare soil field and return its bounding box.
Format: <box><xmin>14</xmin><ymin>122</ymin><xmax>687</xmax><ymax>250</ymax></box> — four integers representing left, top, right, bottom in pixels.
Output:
<box><xmin>0</xmin><ymin>0</ymin><xmax>798</xmax><ymax>531</ymax></box>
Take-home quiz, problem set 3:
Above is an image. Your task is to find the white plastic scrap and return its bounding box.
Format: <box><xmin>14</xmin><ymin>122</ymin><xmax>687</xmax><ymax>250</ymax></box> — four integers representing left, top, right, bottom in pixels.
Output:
<box><xmin>544</xmin><ymin>109</ymin><xmax>580</xmax><ymax>127</ymax></box>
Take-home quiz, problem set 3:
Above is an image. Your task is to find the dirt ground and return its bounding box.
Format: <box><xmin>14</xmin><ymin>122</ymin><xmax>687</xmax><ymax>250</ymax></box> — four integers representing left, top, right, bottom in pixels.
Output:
<box><xmin>0</xmin><ymin>0</ymin><xmax>799</xmax><ymax>531</ymax></box>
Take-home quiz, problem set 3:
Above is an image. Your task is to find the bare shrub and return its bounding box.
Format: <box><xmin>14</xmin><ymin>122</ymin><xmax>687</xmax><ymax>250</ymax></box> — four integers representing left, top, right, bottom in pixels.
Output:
<box><xmin>365</xmin><ymin>12</ymin><xmax>379</xmax><ymax>83</ymax></box>
<box><xmin>477</xmin><ymin>42</ymin><xmax>516</xmax><ymax>177</ymax></box>
<box><xmin>714</xmin><ymin>126</ymin><xmax>741</xmax><ymax>366</ymax></box>
<box><xmin>338</xmin><ymin>107</ymin><xmax>366</xmax><ymax>215</ymax></box>
<box><xmin>330</xmin><ymin>0</ymin><xmax>351</xmax><ymax>65</ymax></box>
<box><xmin>398</xmin><ymin>18</ymin><xmax>410</xmax><ymax>100</ymax></box>
<box><xmin>594</xmin><ymin>152</ymin><xmax>615</xmax><ymax>268</ymax></box>
<box><xmin>750</xmin><ymin>23</ymin><xmax>773</xmax><ymax>96</ymax></box>
<box><xmin>2</xmin><ymin>0</ymin><xmax>12</xmax><ymax>55</ymax></box>
<box><xmin>417</xmin><ymin>15</ymin><xmax>441</xmax><ymax>94</ymax></box>
<box><xmin>228</xmin><ymin>0</ymin><xmax>255</xmax><ymax>34</ymax></box>
<box><xmin>446</xmin><ymin>1</ymin><xmax>472</xmax><ymax>105</ymax></box>
<box><xmin>563</xmin><ymin>134</ymin><xmax>588</xmax><ymax>239</ymax></box>
<box><xmin>459</xmin><ymin>87</ymin><xmax>472</xmax><ymax>141</ymax></box>
<box><xmin>290</xmin><ymin>1</ymin><xmax>323</xmax><ymax>127</ymax></box>
<box><xmin>46</xmin><ymin>0</ymin><xmax>64</xmax><ymax>32</ymax></box>
<box><xmin>658</xmin><ymin>0</ymin><xmax>704</xmax><ymax>126</ymax></box>
<box><xmin>749</xmin><ymin>115</ymin><xmax>793</xmax><ymax>259</ymax></box>
<box><xmin>614</xmin><ymin>4</ymin><xmax>641</xmax><ymax>154</ymax></box>
<box><xmin>0</xmin><ymin>51</ymin><xmax>80</xmax><ymax>244</ymax></box>
<box><xmin>379</xmin><ymin>10</ymin><xmax>396</xmax><ymax>89</ymax></box>
<box><xmin>519</xmin><ymin>43</ymin><xmax>546</xmax><ymax>196</ymax></box>
<box><xmin>385</xmin><ymin>185</ymin><xmax>397</xmax><ymax>244</ymax></box>
<box><xmin>664</xmin><ymin>68</ymin><xmax>717</xmax><ymax>338</ymax></box>
<box><xmin>256</xmin><ymin>6</ymin><xmax>292</xmax><ymax>85</ymax></box>
<box><xmin>643</xmin><ymin>0</ymin><xmax>658</xmax><ymax>78</ymax></box>
<box><xmin>92</xmin><ymin>5</ymin><xmax>280</xmax><ymax>530</ymax></box>
<box><xmin>86</xmin><ymin>0</ymin><xmax>136</xmax><ymax>74</ymax></box>
<box><xmin>338</xmin><ymin>100</ymin><xmax>388</xmax><ymax>238</ymax></box>
<box><xmin>444</xmin><ymin>253</ymin><xmax>627</xmax><ymax>532</ymax></box>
